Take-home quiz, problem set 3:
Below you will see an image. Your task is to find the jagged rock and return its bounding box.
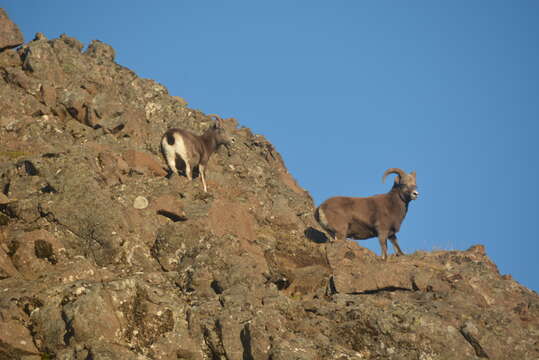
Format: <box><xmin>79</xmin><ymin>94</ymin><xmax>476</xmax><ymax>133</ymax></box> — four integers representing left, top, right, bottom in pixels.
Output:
<box><xmin>21</xmin><ymin>37</ymin><xmax>65</xmax><ymax>84</ymax></box>
<box><xmin>33</xmin><ymin>32</ymin><xmax>47</xmax><ymax>41</ymax></box>
<box><xmin>0</xmin><ymin>9</ymin><xmax>537</xmax><ymax>360</ymax></box>
<box><xmin>8</xmin><ymin>229</ymin><xmax>63</xmax><ymax>280</ymax></box>
<box><xmin>58</xmin><ymin>86</ymin><xmax>90</xmax><ymax>123</ymax></box>
<box><xmin>0</xmin><ymin>247</ymin><xmax>18</xmax><ymax>278</ymax></box>
<box><xmin>0</xmin><ymin>48</ymin><xmax>21</xmax><ymax>67</ymax></box>
<box><xmin>59</xmin><ymin>33</ymin><xmax>83</xmax><ymax>52</ymax></box>
<box><xmin>39</xmin><ymin>82</ymin><xmax>57</xmax><ymax>106</ymax></box>
<box><xmin>85</xmin><ymin>39</ymin><xmax>115</xmax><ymax>61</ymax></box>
<box><xmin>3</xmin><ymin>67</ymin><xmax>42</xmax><ymax>95</ymax></box>
<box><xmin>0</xmin><ymin>319</ymin><xmax>39</xmax><ymax>358</ymax></box>
<box><xmin>0</xmin><ymin>8</ymin><xmax>24</xmax><ymax>51</ymax></box>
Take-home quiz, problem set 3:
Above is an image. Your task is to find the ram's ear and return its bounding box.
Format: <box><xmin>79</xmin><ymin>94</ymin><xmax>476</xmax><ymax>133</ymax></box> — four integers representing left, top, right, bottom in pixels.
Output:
<box><xmin>411</xmin><ymin>170</ymin><xmax>416</xmax><ymax>179</ymax></box>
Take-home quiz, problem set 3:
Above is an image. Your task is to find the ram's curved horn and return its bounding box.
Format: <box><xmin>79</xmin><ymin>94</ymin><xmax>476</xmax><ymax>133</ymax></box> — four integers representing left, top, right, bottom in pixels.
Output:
<box><xmin>207</xmin><ymin>114</ymin><xmax>224</xmax><ymax>127</ymax></box>
<box><xmin>382</xmin><ymin>168</ymin><xmax>407</xmax><ymax>184</ymax></box>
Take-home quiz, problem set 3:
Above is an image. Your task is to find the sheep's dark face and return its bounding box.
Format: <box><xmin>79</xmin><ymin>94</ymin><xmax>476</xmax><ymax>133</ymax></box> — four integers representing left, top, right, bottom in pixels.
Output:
<box><xmin>400</xmin><ymin>172</ymin><xmax>419</xmax><ymax>201</ymax></box>
<box><xmin>210</xmin><ymin>124</ymin><xmax>235</xmax><ymax>157</ymax></box>
<box><xmin>216</xmin><ymin>126</ymin><xmax>232</xmax><ymax>145</ymax></box>
<box><xmin>207</xmin><ymin>123</ymin><xmax>231</xmax><ymax>145</ymax></box>
<box><xmin>383</xmin><ymin>168</ymin><xmax>419</xmax><ymax>202</ymax></box>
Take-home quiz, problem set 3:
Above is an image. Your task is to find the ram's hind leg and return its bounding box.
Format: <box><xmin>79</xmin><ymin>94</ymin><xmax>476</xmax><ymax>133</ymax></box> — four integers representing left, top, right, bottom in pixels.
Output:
<box><xmin>332</xmin><ymin>225</ymin><xmax>348</xmax><ymax>243</ymax></box>
<box><xmin>378</xmin><ymin>232</ymin><xmax>389</xmax><ymax>261</ymax></box>
<box><xmin>164</xmin><ymin>149</ymin><xmax>179</xmax><ymax>177</ymax></box>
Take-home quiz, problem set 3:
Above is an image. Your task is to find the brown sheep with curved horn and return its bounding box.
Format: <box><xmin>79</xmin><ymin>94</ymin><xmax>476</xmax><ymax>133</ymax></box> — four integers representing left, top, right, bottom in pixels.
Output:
<box><xmin>315</xmin><ymin>168</ymin><xmax>419</xmax><ymax>260</ymax></box>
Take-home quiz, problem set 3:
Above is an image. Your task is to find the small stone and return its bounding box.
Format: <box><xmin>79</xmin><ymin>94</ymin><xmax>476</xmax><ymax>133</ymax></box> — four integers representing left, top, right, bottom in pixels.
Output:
<box><xmin>133</xmin><ymin>196</ymin><xmax>148</xmax><ymax>209</ymax></box>
<box><xmin>461</xmin><ymin>321</ymin><xmax>479</xmax><ymax>338</ymax></box>
<box><xmin>75</xmin><ymin>287</ymin><xmax>86</xmax><ymax>295</ymax></box>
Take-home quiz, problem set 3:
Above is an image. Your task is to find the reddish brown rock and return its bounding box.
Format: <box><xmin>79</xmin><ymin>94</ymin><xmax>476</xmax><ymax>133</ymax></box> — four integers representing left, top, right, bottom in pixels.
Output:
<box><xmin>8</xmin><ymin>229</ymin><xmax>65</xmax><ymax>280</ymax></box>
<box><xmin>0</xmin><ymin>319</ymin><xmax>39</xmax><ymax>357</ymax></box>
<box><xmin>21</xmin><ymin>37</ymin><xmax>65</xmax><ymax>84</ymax></box>
<box><xmin>0</xmin><ymin>247</ymin><xmax>18</xmax><ymax>279</ymax></box>
<box><xmin>122</xmin><ymin>149</ymin><xmax>168</xmax><ymax>177</ymax></box>
<box><xmin>209</xmin><ymin>199</ymin><xmax>256</xmax><ymax>240</ymax></box>
<box><xmin>0</xmin><ymin>48</ymin><xmax>21</xmax><ymax>67</ymax></box>
<box><xmin>98</xmin><ymin>150</ymin><xmax>127</xmax><ymax>185</ymax></box>
<box><xmin>0</xmin><ymin>9</ymin><xmax>23</xmax><ymax>51</ymax></box>
<box><xmin>39</xmin><ymin>83</ymin><xmax>57</xmax><ymax>106</ymax></box>
<box><xmin>3</xmin><ymin>67</ymin><xmax>41</xmax><ymax>94</ymax></box>
<box><xmin>151</xmin><ymin>194</ymin><xmax>187</xmax><ymax>221</ymax></box>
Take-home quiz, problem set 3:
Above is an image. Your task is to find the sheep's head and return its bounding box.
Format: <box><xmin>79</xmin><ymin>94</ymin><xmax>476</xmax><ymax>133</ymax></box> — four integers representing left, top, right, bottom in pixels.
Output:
<box><xmin>208</xmin><ymin>115</ymin><xmax>235</xmax><ymax>153</ymax></box>
<box><xmin>382</xmin><ymin>168</ymin><xmax>419</xmax><ymax>201</ymax></box>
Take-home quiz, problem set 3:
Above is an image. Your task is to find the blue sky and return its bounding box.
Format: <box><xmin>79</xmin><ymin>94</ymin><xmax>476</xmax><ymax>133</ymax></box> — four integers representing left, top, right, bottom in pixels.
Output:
<box><xmin>5</xmin><ymin>2</ymin><xmax>539</xmax><ymax>292</ymax></box>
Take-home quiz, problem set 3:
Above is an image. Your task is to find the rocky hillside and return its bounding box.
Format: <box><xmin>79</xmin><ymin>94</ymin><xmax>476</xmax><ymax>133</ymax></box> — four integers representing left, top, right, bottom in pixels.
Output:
<box><xmin>1</xmin><ymin>9</ymin><xmax>538</xmax><ymax>360</ymax></box>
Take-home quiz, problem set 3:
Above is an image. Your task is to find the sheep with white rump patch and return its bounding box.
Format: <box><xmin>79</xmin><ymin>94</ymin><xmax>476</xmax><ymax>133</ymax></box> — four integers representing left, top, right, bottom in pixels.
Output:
<box><xmin>315</xmin><ymin>168</ymin><xmax>419</xmax><ymax>260</ymax></box>
<box><xmin>161</xmin><ymin>115</ymin><xmax>233</xmax><ymax>192</ymax></box>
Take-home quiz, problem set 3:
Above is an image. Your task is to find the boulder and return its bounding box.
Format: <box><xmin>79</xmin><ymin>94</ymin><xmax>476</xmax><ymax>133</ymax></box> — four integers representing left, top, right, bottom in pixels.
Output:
<box><xmin>85</xmin><ymin>39</ymin><xmax>115</xmax><ymax>61</ymax></box>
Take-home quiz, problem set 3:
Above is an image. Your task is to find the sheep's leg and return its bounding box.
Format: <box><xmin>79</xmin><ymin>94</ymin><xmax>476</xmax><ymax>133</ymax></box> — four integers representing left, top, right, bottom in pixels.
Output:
<box><xmin>185</xmin><ymin>160</ymin><xmax>192</xmax><ymax>180</ymax></box>
<box><xmin>389</xmin><ymin>235</ymin><xmax>404</xmax><ymax>256</ymax></box>
<box><xmin>199</xmin><ymin>164</ymin><xmax>208</xmax><ymax>192</ymax></box>
<box><xmin>378</xmin><ymin>234</ymin><xmax>389</xmax><ymax>261</ymax></box>
<box><xmin>165</xmin><ymin>151</ymin><xmax>179</xmax><ymax>176</ymax></box>
<box><xmin>320</xmin><ymin>230</ymin><xmax>336</xmax><ymax>243</ymax></box>
<box><xmin>333</xmin><ymin>227</ymin><xmax>347</xmax><ymax>243</ymax></box>
<box><xmin>328</xmin><ymin>232</ymin><xmax>339</xmax><ymax>243</ymax></box>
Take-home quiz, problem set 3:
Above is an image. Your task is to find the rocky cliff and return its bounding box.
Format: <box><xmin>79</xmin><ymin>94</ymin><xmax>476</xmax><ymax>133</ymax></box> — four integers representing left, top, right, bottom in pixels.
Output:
<box><xmin>0</xmin><ymin>10</ymin><xmax>538</xmax><ymax>360</ymax></box>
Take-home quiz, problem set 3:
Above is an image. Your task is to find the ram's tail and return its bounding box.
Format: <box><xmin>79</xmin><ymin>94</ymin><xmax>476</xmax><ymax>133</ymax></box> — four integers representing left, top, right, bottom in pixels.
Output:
<box><xmin>314</xmin><ymin>206</ymin><xmax>335</xmax><ymax>242</ymax></box>
<box><xmin>314</xmin><ymin>206</ymin><xmax>329</xmax><ymax>231</ymax></box>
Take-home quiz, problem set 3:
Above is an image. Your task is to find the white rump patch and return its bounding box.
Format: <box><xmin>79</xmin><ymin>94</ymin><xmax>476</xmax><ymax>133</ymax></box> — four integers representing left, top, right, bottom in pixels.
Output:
<box><xmin>162</xmin><ymin>131</ymin><xmax>191</xmax><ymax>178</ymax></box>
<box><xmin>173</xmin><ymin>134</ymin><xmax>188</xmax><ymax>164</ymax></box>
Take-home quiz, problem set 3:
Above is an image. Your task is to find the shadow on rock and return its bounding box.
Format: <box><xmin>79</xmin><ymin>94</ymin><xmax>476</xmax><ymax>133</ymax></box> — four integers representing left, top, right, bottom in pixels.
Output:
<box><xmin>304</xmin><ymin>227</ymin><xmax>329</xmax><ymax>244</ymax></box>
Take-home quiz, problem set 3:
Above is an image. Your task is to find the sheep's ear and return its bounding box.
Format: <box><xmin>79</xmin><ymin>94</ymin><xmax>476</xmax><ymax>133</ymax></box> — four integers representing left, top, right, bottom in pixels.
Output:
<box><xmin>411</xmin><ymin>170</ymin><xmax>416</xmax><ymax>178</ymax></box>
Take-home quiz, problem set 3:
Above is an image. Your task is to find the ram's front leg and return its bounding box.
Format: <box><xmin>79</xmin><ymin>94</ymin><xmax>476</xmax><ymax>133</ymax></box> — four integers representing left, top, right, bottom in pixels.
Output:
<box><xmin>389</xmin><ymin>234</ymin><xmax>404</xmax><ymax>256</ymax></box>
<box><xmin>199</xmin><ymin>164</ymin><xmax>208</xmax><ymax>192</ymax></box>
<box><xmin>184</xmin><ymin>159</ymin><xmax>192</xmax><ymax>180</ymax></box>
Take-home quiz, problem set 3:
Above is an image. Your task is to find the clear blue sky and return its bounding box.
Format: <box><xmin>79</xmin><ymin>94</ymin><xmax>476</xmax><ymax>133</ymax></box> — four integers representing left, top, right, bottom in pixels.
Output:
<box><xmin>5</xmin><ymin>2</ymin><xmax>539</xmax><ymax>292</ymax></box>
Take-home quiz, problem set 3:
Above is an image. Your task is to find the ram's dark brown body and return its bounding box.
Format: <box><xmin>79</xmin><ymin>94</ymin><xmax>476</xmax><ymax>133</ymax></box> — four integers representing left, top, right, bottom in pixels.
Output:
<box><xmin>316</xmin><ymin>168</ymin><xmax>418</xmax><ymax>260</ymax></box>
